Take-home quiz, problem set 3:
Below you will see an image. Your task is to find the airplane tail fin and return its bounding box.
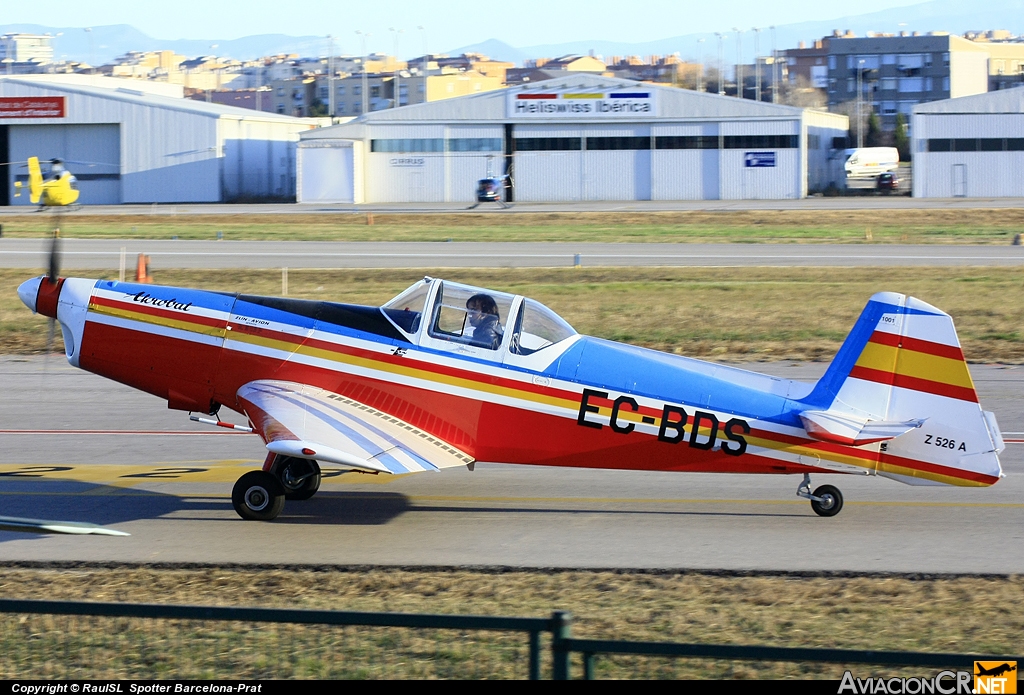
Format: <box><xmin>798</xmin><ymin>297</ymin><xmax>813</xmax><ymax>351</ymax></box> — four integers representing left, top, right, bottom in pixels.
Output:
<box><xmin>27</xmin><ymin>157</ymin><xmax>43</xmax><ymax>204</ymax></box>
<box><xmin>801</xmin><ymin>292</ymin><xmax>1003</xmax><ymax>486</ymax></box>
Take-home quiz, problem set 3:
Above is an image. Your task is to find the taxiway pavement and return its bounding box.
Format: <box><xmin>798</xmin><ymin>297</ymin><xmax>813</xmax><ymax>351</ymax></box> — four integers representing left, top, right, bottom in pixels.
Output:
<box><xmin>3</xmin><ymin>239</ymin><xmax>1024</xmax><ymax>270</ymax></box>
<box><xmin>1</xmin><ymin>356</ymin><xmax>1021</xmax><ymax>573</ymax></box>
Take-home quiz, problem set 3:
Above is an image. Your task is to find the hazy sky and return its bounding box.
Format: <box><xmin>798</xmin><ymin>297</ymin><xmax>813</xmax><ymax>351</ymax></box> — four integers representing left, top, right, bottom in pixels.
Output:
<box><xmin>7</xmin><ymin>0</ymin><xmax>927</xmax><ymax>50</ymax></box>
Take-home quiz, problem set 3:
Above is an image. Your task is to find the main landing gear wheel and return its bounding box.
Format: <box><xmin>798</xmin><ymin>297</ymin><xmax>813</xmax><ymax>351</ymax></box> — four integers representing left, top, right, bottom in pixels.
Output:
<box><xmin>232</xmin><ymin>471</ymin><xmax>285</xmax><ymax>521</ymax></box>
<box><xmin>271</xmin><ymin>456</ymin><xmax>321</xmax><ymax>501</ymax></box>
<box><xmin>796</xmin><ymin>473</ymin><xmax>844</xmax><ymax>517</ymax></box>
<box><xmin>810</xmin><ymin>485</ymin><xmax>843</xmax><ymax>517</ymax></box>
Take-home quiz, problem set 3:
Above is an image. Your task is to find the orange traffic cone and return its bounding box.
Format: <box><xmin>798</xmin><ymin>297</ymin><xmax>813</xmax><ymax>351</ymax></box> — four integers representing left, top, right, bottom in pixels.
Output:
<box><xmin>135</xmin><ymin>253</ymin><xmax>152</xmax><ymax>283</ymax></box>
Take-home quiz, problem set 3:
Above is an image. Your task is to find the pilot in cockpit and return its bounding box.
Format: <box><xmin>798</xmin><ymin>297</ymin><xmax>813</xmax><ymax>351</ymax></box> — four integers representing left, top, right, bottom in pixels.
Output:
<box><xmin>466</xmin><ymin>293</ymin><xmax>503</xmax><ymax>349</ymax></box>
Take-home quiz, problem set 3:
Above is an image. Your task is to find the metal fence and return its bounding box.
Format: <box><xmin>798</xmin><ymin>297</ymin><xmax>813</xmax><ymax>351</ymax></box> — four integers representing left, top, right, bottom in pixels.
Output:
<box><xmin>0</xmin><ymin>600</ymin><xmax>1018</xmax><ymax>680</ymax></box>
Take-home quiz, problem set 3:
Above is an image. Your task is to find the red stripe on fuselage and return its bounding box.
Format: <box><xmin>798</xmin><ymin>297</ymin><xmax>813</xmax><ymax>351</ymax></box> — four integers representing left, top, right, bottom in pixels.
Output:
<box><xmin>91</xmin><ymin>294</ymin><xmax>226</xmax><ymax>330</ymax></box>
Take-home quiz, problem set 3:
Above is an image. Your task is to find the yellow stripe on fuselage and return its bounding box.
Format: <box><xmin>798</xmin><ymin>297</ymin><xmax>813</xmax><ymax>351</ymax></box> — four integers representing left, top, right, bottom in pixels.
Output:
<box><xmin>90</xmin><ymin>303</ymin><xmax>227</xmax><ymax>339</ymax></box>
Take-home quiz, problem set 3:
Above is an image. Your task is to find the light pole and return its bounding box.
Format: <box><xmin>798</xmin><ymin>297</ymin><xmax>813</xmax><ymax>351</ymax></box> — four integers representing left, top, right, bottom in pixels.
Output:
<box><xmin>857</xmin><ymin>58</ymin><xmax>865</xmax><ymax>148</ymax></box>
<box><xmin>208</xmin><ymin>44</ymin><xmax>218</xmax><ymax>102</ymax></box>
<box><xmin>752</xmin><ymin>27</ymin><xmax>761</xmax><ymax>102</ymax></box>
<box><xmin>715</xmin><ymin>33</ymin><xmax>725</xmax><ymax>95</ymax></box>
<box><xmin>417</xmin><ymin>25</ymin><xmax>427</xmax><ymax>105</ymax></box>
<box><xmin>770</xmin><ymin>25</ymin><xmax>778</xmax><ymax>103</ymax></box>
<box><xmin>390</xmin><ymin>27</ymin><xmax>403</xmax><ymax>108</ymax></box>
<box><xmin>256</xmin><ymin>61</ymin><xmax>263</xmax><ymax>112</ymax></box>
<box><xmin>84</xmin><ymin>28</ymin><xmax>94</xmax><ymax>75</ymax></box>
<box><xmin>327</xmin><ymin>35</ymin><xmax>335</xmax><ymax>117</ymax></box>
<box><xmin>732</xmin><ymin>27</ymin><xmax>743</xmax><ymax>98</ymax></box>
<box><xmin>355</xmin><ymin>31</ymin><xmax>371</xmax><ymax>114</ymax></box>
<box><xmin>697</xmin><ymin>38</ymin><xmax>705</xmax><ymax>91</ymax></box>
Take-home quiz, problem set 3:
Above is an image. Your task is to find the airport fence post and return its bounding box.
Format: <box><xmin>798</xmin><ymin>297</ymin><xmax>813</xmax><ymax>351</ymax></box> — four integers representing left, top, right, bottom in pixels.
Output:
<box><xmin>550</xmin><ymin>610</ymin><xmax>572</xmax><ymax>680</ymax></box>
<box><xmin>528</xmin><ymin>630</ymin><xmax>541</xmax><ymax>679</ymax></box>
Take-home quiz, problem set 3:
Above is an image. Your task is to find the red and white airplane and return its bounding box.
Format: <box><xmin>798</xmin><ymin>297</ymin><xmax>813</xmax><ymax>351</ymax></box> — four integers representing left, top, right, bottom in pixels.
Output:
<box><xmin>18</xmin><ymin>269</ymin><xmax>1005</xmax><ymax>521</ymax></box>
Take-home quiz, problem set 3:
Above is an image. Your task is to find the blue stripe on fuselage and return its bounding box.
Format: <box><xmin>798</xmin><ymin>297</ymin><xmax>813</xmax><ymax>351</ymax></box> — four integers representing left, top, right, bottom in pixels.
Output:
<box><xmin>562</xmin><ymin>336</ymin><xmax>809</xmax><ymax>427</ymax></box>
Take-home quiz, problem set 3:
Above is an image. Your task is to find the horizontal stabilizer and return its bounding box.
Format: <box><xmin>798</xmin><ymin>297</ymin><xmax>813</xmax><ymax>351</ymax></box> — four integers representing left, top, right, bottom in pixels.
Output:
<box><xmin>800</xmin><ymin>409</ymin><xmax>923</xmax><ymax>446</ymax></box>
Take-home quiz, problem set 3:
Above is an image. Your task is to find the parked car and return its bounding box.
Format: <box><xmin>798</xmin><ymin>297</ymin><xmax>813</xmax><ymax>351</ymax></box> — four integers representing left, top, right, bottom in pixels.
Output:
<box><xmin>876</xmin><ymin>172</ymin><xmax>899</xmax><ymax>193</ymax></box>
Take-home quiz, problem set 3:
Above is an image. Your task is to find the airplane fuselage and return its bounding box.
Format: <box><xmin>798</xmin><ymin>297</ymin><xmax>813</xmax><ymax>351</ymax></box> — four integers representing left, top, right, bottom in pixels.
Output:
<box><xmin>35</xmin><ymin>277</ymin><xmax>999</xmax><ymax>486</ymax></box>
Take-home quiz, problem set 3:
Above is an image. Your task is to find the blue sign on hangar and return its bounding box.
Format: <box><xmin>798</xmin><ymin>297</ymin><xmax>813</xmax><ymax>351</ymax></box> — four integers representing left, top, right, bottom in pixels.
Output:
<box><xmin>744</xmin><ymin>152</ymin><xmax>776</xmax><ymax>168</ymax></box>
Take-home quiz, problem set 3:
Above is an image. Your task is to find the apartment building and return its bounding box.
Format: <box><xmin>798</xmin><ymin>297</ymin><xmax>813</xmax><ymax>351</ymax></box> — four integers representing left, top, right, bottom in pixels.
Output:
<box><xmin>825</xmin><ymin>33</ymin><xmax>990</xmax><ymax>129</ymax></box>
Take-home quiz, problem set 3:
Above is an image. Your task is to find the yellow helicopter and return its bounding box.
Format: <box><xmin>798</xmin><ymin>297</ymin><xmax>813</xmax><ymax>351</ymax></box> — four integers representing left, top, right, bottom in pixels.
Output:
<box><xmin>13</xmin><ymin>156</ymin><xmax>80</xmax><ymax>207</ymax></box>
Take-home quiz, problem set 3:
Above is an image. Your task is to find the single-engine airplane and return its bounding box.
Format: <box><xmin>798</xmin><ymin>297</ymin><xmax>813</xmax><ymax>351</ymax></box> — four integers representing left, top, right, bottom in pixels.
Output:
<box><xmin>13</xmin><ymin>157</ymin><xmax>80</xmax><ymax>208</ymax></box>
<box><xmin>17</xmin><ymin>269</ymin><xmax>1005</xmax><ymax>521</ymax></box>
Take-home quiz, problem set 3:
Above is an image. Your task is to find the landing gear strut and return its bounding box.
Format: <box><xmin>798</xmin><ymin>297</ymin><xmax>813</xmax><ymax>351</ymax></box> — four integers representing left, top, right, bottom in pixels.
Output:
<box><xmin>797</xmin><ymin>473</ymin><xmax>844</xmax><ymax>517</ymax></box>
<box><xmin>271</xmin><ymin>456</ymin><xmax>321</xmax><ymax>501</ymax></box>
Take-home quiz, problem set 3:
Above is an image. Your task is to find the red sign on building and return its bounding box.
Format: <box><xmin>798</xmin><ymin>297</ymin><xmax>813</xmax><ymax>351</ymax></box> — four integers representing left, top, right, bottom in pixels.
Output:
<box><xmin>0</xmin><ymin>97</ymin><xmax>66</xmax><ymax>118</ymax></box>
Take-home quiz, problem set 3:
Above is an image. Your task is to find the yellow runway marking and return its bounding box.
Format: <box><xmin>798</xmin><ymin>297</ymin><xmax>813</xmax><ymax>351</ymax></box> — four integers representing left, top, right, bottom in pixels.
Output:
<box><xmin>0</xmin><ymin>462</ymin><xmax>402</xmax><ymax>486</ymax></box>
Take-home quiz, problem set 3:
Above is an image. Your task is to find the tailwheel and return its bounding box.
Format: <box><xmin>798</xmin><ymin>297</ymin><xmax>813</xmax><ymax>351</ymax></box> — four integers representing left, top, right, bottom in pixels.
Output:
<box><xmin>810</xmin><ymin>485</ymin><xmax>844</xmax><ymax>517</ymax></box>
<box><xmin>797</xmin><ymin>474</ymin><xmax>845</xmax><ymax>517</ymax></box>
<box><xmin>232</xmin><ymin>471</ymin><xmax>285</xmax><ymax>521</ymax></box>
<box><xmin>271</xmin><ymin>456</ymin><xmax>321</xmax><ymax>501</ymax></box>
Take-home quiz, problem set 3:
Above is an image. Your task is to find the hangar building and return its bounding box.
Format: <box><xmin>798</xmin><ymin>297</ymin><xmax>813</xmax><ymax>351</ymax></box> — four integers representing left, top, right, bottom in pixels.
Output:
<box><xmin>297</xmin><ymin>74</ymin><xmax>849</xmax><ymax>204</ymax></box>
<box><xmin>911</xmin><ymin>88</ymin><xmax>1024</xmax><ymax>198</ymax></box>
<box><xmin>0</xmin><ymin>75</ymin><xmax>317</xmax><ymax>205</ymax></box>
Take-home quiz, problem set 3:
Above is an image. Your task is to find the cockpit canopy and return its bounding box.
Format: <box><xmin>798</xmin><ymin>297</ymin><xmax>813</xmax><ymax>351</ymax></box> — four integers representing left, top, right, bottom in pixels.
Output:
<box><xmin>382</xmin><ymin>278</ymin><xmax>577</xmax><ymax>356</ymax></box>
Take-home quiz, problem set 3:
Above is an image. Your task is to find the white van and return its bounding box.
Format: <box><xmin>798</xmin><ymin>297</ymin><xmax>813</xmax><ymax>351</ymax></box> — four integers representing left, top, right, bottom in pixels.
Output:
<box><xmin>843</xmin><ymin>147</ymin><xmax>900</xmax><ymax>180</ymax></box>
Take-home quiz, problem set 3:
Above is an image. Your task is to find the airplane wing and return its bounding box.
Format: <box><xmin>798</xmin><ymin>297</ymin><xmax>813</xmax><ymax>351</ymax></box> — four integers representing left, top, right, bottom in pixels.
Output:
<box><xmin>236</xmin><ymin>380</ymin><xmax>475</xmax><ymax>475</ymax></box>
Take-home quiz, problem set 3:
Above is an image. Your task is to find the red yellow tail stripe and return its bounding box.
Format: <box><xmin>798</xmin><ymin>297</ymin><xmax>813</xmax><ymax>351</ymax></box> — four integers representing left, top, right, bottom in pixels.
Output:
<box><xmin>851</xmin><ymin>331</ymin><xmax>978</xmax><ymax>402</ymax></box>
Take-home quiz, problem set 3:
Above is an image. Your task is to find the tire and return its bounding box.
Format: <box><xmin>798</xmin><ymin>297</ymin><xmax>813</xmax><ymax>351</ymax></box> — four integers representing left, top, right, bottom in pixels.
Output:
<box><xmin>810</xmin><ymin>484</ymin><xmax>844</xmax><ymax>517</ymax></box>
<box><xmin>271</xmin><ymin>456</ymin><xmax>321</xmax><ymax>501</ymax></box>
<box><xmin>232</xmin><ymin>471</ymin><xmax>285</xmax><ymax>521</ymax></box>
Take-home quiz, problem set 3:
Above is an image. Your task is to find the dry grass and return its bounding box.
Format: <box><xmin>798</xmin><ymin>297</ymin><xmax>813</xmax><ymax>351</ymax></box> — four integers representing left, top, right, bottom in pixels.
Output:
<box><xmin>2</xmin><ymin>208</ymin><xmax>1024</xmax><ymax>243</ymax></box>
<box><xmin>0</xmin><ymin>566</ymin><xmax>1020</xmax><ymax>679</ymax></box>
<box><xmin>4</xmin><ymin>266</ymin><xmax>1023</xmax><ymax>362</ymax></box>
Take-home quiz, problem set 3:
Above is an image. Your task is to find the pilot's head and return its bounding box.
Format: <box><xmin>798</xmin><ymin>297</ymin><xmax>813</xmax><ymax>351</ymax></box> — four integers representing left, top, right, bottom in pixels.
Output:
<box><xmin>467</xmin><ymin>293</ymin><xmax>498</xmax><ymax>325</ymax></box>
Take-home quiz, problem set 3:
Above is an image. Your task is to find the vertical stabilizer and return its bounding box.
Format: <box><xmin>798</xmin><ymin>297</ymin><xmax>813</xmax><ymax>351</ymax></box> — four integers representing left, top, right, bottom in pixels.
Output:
<box><xmin>801</xmin><ymin>293</ymin><xmax>1003</xmax><ymax>486</ymax></box>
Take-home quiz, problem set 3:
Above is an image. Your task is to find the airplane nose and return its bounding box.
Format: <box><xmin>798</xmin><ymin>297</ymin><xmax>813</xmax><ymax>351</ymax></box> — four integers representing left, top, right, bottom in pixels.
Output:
<box><xmin>17</xmin><ymin>277</ymin><xmax>42</xmax><ymax>313</ymax></box>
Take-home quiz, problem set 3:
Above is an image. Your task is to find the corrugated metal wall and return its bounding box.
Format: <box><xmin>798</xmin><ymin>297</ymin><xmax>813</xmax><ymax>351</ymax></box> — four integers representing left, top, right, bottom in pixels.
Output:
<box><xmin>0</xmin><ymin>79</ymin><xmax>311</xmax><ymax>204</ymax></box>
<box><xmin>651</xmin><ymin>123</ymin><xmax>718</xmax><ymax>200</ymax></box>
<box><xmin>912</xmin><ymin>112</ymin><xmax>1024</xmax><ymax>197</ymax></box>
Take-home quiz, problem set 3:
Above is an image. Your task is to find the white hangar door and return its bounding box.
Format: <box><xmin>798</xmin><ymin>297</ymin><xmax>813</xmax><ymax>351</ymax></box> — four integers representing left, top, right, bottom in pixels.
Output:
<box><xmin>9</xmin><ymin>124</ymin><xmax>121</xmax><ymax>205</ymax></box>
<box><xmin>297</xmin><ymin>141</ymin><xmax>358</xmax><ymax>203</ymax></box>
<box><xmin>581</xmin><ymin>125</ymin><xmax>651</xmax><ymax>201</ymax></box>
<box><xmin>512</xmin><ymin>125</ymin><xmax>584</xmax><ymax>202</ymax></box>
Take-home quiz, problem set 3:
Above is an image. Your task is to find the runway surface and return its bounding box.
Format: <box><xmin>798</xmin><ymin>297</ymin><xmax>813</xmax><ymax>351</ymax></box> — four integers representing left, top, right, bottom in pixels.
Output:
<box><xmin>3</xmin><ymin>239</ymin><xmax>1024</xmax><ymax>270</ymax></box>
<box><xmin>1</xmin><ymin>355</ymin><xmax>1021</xmax><ymax>572</ymax></box>
<box><xmin>2</xmin><ymin>198</ymin><xmax>1024</xmax><ymax>215</ymax></box>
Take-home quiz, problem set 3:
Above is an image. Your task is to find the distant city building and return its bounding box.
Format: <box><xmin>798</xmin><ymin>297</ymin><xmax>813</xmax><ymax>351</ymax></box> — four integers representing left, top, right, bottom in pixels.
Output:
<box><xmin>0</xmin><ymin>34</ymin><xmax>54</xmax><ymax>65</ymax></box>
<box><xmin>607</xmin><ymin>54</ymin><xmax>700</xmax><ymax>86</ymax></box>
<box><xmin>505</xmin><ymin>54</ymin><xmax>607</xmax><ymax>85</ymax></box>
<box><xmin>815</xmin><ymin>30</ymin><xmax>1024</xmax><ymax>130</ymax></box>
<box><xmin>309</xmin><ymin>69</ymin><xmax>502</xmax><ymax>117</ymax></box>
<box><xmin>785</xmin><ymin>40</ymin><xmax>829</xmax><ymax>89</ymax></box>
<box><xmin>827</xmin><ymin>33</ymin><xmax>986</xmax><ymax>130</ymax></box>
